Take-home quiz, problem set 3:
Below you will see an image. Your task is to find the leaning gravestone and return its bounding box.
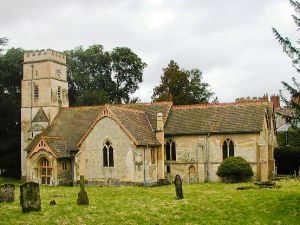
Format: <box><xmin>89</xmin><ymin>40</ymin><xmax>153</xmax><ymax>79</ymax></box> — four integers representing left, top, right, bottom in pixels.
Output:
<box><xmin>77</xmin><ymin>176</ymin><xmax>89</xmax><ymax>205</ymax></box>
<box><xmin>20</xmin><ymin>182</ymin><xmax>41</xmax><ymax>213</ymax></box>
<box><xmin>174</xmin><ymin>174</ymin><xmax>184</xmax><ymax>199</ymax></box>
<box><xmin>0</xmin><ymin>184</ymin><xmax>15</xmax><ymax>202</ymax></box>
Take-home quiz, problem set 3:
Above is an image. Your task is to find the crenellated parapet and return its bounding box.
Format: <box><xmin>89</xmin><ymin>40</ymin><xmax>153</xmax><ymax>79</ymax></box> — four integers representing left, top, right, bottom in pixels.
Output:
<box><xmin>24</xmin><ymin>49</ymin><xmax>66</xmax><ymax>64</ymax></box>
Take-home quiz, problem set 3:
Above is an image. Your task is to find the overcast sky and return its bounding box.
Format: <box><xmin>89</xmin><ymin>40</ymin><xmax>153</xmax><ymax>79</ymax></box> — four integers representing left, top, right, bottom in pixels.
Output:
<box><xmin>1</xmin><ymin>0</ymin><xmax>298</xmax><ymax>103</ymax></box>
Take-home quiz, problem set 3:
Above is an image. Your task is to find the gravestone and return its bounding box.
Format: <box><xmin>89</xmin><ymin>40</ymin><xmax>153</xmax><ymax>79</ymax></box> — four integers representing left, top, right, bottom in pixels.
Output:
<box><xmin>0</xmin><ymin>184</ymin><xmax>15</xmax><ymax>202</ymax></box>
<box><xmin>20</xmin><ymin>182</ymin><xmax>41</xmax><ymax>213</ymax></box>
<box><xmin>174</xmin><ymin>174</ymin><xmax>184</xmax><ymax>199</ymax></box>
<box><xmin>77</xmin><ymin>176</ymin><xmax>89</xmax><ymax>205</ymax></box>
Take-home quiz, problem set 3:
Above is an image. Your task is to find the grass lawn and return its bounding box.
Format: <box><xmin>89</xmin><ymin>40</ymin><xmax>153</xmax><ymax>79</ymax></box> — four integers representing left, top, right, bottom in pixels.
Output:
<box><xmin>0</xmin><ymin>178</ymin><xmax>299</xmax><ymax>225</ymax></box>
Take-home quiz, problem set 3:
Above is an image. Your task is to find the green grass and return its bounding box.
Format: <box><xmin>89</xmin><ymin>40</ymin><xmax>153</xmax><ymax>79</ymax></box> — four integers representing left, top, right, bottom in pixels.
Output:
<box><xmin>0</xmin><ymin>178</ymin><xmax>300</xmax><ymax>225</ymax></box>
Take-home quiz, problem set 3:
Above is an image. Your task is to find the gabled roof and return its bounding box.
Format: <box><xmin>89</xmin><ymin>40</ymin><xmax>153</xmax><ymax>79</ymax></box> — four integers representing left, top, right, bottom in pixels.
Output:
<box><xmin>46</xmin><ymin>106</ymin><xmax>104</xmax><ymax>148</ymax></box>
<box><xmin>32</xmin><ymin>107</ymin><xmax>49</xmax><ymax>123</ymax></box>
<box><xmin>164</xmin><ymin>102</ymin><xmax>271</xmax><ymax>135</ymax></box>
<box><xmin>109</xmin><ymin>106</ymin><xmax>160</xmax><ymax>146</ymax></box>
<box><xmin>25</xmin><ymin>101</ymin><xmax>272</xmax><ymax>158</ymax></box>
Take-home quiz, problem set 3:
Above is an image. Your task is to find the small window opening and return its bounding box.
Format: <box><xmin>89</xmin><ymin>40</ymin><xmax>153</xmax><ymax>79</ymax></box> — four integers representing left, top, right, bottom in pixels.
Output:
<box><xmin>34</xmin><ymin>84</ymin><xmax>39</xmax><ymax>99</ymax></box>
<box><xmin>58</xmin><ymin>86</ymin><xmax>61</xmax><ymax>101</ymax></box>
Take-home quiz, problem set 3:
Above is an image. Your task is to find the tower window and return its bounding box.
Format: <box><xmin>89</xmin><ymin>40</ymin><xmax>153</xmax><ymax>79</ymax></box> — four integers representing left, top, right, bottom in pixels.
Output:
<box><xmin>34</xmin><ymin>84</ymin><xmax>39</xmax><ymax>99</ymax></box>
<box><xmin>58</xmin><ymin>86</ymin><xmax>61</xmax><ymax>101</ymax></box>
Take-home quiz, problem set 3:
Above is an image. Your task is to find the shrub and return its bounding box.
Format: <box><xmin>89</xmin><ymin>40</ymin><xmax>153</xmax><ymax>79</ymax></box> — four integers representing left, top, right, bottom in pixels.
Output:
<box><xmin>274</xmin><ymin>146</ymin><xmax>300</xmax><ymax>176</ymax></box>
<box><xmin>217</xmin><ymin>157</ymin><xmax>254</xmax><ymax>182</ymax></box>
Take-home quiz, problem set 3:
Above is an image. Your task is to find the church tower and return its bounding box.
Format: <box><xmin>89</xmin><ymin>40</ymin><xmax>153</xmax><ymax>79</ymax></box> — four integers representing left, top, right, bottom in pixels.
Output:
<box><xmin>21</xmin><ymin>49</ymin><xmax>69</xmax><ymax>179</ymax></box>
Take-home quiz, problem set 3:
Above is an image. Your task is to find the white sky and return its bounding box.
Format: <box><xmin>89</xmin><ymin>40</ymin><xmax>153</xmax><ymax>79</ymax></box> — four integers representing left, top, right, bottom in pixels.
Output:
<box><xmin>1</xmin><ymin>0</ymin><xmax>298</xmax><ymax>102</ymax></box>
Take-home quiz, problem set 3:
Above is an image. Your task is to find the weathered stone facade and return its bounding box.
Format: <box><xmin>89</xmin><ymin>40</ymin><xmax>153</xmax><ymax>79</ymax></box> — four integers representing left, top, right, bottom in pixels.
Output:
<box><xmin>21</xmin><ymin>49</ymin><xmax>276</xmax><ymax>186</ymax></box>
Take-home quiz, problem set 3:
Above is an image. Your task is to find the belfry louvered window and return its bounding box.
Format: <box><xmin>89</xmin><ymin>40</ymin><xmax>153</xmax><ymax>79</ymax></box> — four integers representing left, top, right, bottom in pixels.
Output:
<box><xmin>222</xmin><ymin>139</ymin><xmax>234</xmax><ymax>160</ymax></box>
<box><xmin>34</xmin><ymin>84</ymin><xmax>39</xmax><ymax>99</ymax></box>
<box><xmin>165</xmin><ymin>139</ymin><xmax>176</xmax><ymax>161</ymax></box>
<box><xmin>103</xmin><ymin>140</ymin><xmax>114</xmax><ymax>167</ymax></box>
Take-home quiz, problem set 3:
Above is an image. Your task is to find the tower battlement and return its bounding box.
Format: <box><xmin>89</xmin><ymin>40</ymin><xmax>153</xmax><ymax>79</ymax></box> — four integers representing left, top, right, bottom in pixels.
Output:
<box><xmin>24</xmin><ymin>49</ymin><xmax>66</xmax><ymax>64</ymax></box>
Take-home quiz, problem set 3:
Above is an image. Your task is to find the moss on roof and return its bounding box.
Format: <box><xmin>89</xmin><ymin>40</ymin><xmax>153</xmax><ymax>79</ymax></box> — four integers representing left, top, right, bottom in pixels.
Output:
<box><xmin>46</xmin><ymin>106</ymin><xmax>104</xmax><ymax>148</ymax></box>
<box><xmin>164</xmin><ymin>102</ymin><xmax>270</xmax><ymax>135</ymax></box>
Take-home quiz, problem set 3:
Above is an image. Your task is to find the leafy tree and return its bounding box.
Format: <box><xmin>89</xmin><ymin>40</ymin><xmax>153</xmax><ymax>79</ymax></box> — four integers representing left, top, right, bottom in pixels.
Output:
<box><xmin>0</xmin><ymin>37</ymin><xmax>8</xmax><ymax>53</ymax></box>
<box><xmin>0</xmin><ymin>47</ymin><xmax>23</xmax><ymax>177</ymax></box>
<box><xmin>66</xmin><ymin>45</ymin><xmax>146</xmax><ymax>105</ymax></box>
<box><xmin>111</xmin><ymin>47</ymin><xmax>146</xmax><ymax>103</ymax></box>
<box><xmin>152</xmin><ymin>60</ymin><xmax>213</xmax><ymax>105</ymax></box>
<box><xmin>65</xmin><ymin>45</ymin><xmax>113</xmax><ymax>105</ymax></box>
<box><xmin>273</xmin><ymin>0</ymin><xmax>300</xmax><ymax>126</ymax></box>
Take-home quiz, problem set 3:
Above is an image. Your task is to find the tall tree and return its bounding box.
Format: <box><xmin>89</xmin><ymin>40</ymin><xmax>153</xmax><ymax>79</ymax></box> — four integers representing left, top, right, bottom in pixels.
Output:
<box><xmin>0</xmin><ymin>37</ymin><xmax>8</xmax><ymax>53</ymax></box>
<box><xmin>66</xmin><ymin>45</ymin><xmax>146</xmax><ymax>105</ymax></box>
<box><xmin>152</xmin><ymin>60</ymin><xmax>213</xmax><ymax>105</ymax></box>
<box><xmin>273</xmin><ymin>0</ymin><xmax>300</xmax><ymax>126</ymax></box>
<box><xmin>65</xmin><ymin>45</ymin><xmax>113</xmax><ymax>105</ymax></box>
<box><xmin>111</xmin><ymin>47</ymin><xmax>146</xmax><ymax>103</ymax></box>
<box><xmin>0</xmin><ymin>47</ymin><xmax>23</xmax><ymax>177</ymax></box>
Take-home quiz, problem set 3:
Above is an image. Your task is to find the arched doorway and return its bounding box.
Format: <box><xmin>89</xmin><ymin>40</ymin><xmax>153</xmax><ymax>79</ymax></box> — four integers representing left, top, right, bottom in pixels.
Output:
<box><xmin>39</xmin><ymin>158</ymin><xmax>52</xmax><ymax>185</ymax></box>
<box><xmin>189</xmin><ymin>166</ymin><xmax>196</xmax><ymax>183</ymax></box>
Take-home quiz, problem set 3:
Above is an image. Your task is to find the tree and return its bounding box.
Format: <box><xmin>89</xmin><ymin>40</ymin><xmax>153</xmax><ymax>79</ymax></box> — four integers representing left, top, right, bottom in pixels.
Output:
<box><xmin>65</xmin><ymin>45</ymin><xmax>113</xmax><ymax>105</ymax></box>
<box><xmin>0</xmin><ymin>37</ymin><xmax>8</xmax><ymax>53</ymax></box>
<box><xmin>273</xmin><ymin>0</ymin><xmax>300</xmax><ymax>126</ymax></box>
<box><xmin>0</xmin><ymin>47</ymin><xmax>23</xmax><ymax>177</ymax></box>
<box><xmin>152</xmin><ymin>60</ymin><xmax>213</xmax><ymax>105</ymax></box>
<box><xmin>66</xmin><ymin>45</ymin><xmax>146</xmax><ymax>105</ymax></box>
<box><xmin>111</xmin><ymin>47</ymin><xmax>146</xmax><ymax>103</ymax></box>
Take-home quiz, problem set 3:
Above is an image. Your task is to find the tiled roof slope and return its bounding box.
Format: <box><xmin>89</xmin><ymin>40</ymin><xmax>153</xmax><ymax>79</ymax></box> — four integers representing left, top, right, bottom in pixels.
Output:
<box><xmin>110</xmin><ymin>106</ymin><xmax>160</xmax><ymax>146</ymax></box>
<box><xmin>46</xmin><ymin>106</ymin><xmax>104</xmax><ymax>148</ymax></box>
<box><xmin>164</xmin><ymin>102</ymin><xmax>270</xmax><ymax>135</ymax></box>
<box><xmin>117</xmin><ymin>102</ymin><xmax>172</xmax><ymax>130</ymax></box>
<box><xmin>44</xmin><ymin>137</ymin><xmax>69</xmax><ymax>158</ymax></box>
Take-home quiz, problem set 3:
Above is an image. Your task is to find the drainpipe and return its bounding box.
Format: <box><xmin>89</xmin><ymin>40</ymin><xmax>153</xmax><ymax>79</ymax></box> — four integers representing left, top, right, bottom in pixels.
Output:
<box><xmin>205</xmin><ymin>133</ymin><xmax>210</xmax><ymax>182</ymax></box>
<box><xmin>143</xmin><ymin>147</ymin><xmax>146</xmax><ymax>185</ymax></box>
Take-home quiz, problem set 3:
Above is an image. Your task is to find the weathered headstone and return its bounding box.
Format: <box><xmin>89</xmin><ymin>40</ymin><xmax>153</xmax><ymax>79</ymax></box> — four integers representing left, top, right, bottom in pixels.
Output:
<box><xmin>77</xmin><ymin>176</ymin><xmax>89</xmax><ymax>205</ymax></box>
<box><xmin>174</xmin><ymin>174</ymin><xmax>184</xmax><ymax>199</ymax></box>
<box><xmin>20</xmin><ymin>182</ymin><xmax>41</xmax><ymax>213</ymax></box>
<box><xmin>0</xmin><ymin>184</ymin><xmax>15</xmax><ymax>202</ymax></box>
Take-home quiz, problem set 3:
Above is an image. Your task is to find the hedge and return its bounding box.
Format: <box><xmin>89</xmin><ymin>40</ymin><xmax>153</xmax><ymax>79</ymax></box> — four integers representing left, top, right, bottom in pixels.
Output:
<box><xmin>274</xmin><ymin>146</ymin><xmax>300</xmax><ymax>175</ymax></box>
<box><xmin>217</xmin><ymin>157</ymin><xmax>253</xmax><ymax>182</ymax></box>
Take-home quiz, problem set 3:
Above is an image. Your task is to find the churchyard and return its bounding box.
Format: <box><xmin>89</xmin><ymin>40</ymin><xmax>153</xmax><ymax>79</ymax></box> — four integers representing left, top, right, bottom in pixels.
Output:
<box><xmin>0</xmin><ymin>178</ymin><xmax>299</xmax><ymax>225</ymax></box>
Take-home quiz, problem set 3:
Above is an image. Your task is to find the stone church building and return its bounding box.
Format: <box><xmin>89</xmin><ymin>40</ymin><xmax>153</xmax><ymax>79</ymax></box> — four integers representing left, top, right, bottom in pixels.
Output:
<box><xmin>21</xmin><ymin>50</ymin><xmax>276</xmax><ymax>185</ymax></box>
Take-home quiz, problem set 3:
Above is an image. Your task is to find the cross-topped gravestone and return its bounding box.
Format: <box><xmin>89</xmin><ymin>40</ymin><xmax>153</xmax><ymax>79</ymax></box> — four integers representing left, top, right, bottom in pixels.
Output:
<box><xmin>20</xmin><ymin>182</ymin><xmax>41</xmax><ymax>213</ymax></box>
<box><xmin>0</xmin><ymin>184</ymin><xmax>15</xmax><ymax>203</ymax></box>
<box><xmin>77</xmin><ymin>175</ymin><xmax>89</xmax><ymax>205</ymax></box>
<box><xmin>174</xmin><ymin>174</ymin><xmax>184</xmax><ymax>199</ymax></box>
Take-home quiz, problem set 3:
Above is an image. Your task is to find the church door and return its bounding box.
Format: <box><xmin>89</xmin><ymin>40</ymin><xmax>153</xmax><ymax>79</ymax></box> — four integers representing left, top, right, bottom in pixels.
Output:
<box><xmin>40</xmin><ymin>158</ymin><xmax>52</xmax><ymax>185</ymax></box>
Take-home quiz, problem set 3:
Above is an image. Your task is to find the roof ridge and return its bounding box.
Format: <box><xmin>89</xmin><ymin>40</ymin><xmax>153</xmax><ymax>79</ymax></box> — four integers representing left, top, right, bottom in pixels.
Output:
<box><xmin>64</xmin><ymin>105</ymin><xmax>104</xmax><ymax>110</ymax></box>
<box><xmin>172</xmin><ymin>101</ymin><xmax>270</xmax><ymax>110</ymax></box>
<box><xmin>111</xmin><ymin>101</ymin><xmax>172</xmax><ymax>107</ymax></box>
<box><xmin>111</xmin><ymin>105</ymin><xmax>146</xmax><ymax>114</ymax></box>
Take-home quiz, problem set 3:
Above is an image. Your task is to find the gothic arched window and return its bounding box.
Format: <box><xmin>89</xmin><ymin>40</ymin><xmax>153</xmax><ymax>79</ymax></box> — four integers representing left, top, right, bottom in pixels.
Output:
<box><xmin>222</xmin><ymin>138</ymin><xmax>234</xmax><ymax>160</ymax></box>
<box><xmin>165</xmin><ymin>139</ymin><xmax>176</xmax><ymax>161</ymax></box>
<box><xmin>103</xmin><ymin>140</ymin><xmax>114</xmax><ymax>167</ymax></box>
